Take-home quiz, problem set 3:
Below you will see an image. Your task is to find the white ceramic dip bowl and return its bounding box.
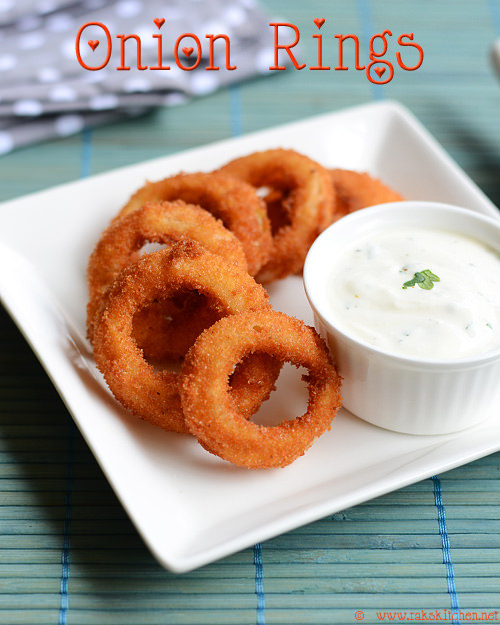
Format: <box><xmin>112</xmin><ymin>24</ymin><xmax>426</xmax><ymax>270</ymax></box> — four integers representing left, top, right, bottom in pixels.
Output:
<box><xmin>304</xmin><ymin>201</ymin><xmax>500</xmax><ymax>435</ymax></box>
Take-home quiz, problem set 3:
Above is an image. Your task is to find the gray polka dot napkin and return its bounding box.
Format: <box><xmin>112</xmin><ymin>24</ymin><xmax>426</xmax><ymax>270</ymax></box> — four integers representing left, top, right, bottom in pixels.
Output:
<box><xmin>0</xmin><ymin>0</ymin><xmax>284</xmax><ymax>154</ymax></box>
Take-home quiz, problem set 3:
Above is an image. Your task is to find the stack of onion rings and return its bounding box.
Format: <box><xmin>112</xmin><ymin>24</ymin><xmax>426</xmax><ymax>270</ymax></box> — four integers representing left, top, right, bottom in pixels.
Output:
<box><xmin>92</xmin><ymin>241</ymin><xmax>276</xmax><ymax>434</ymax></box>
<box><xmin>86</xmin><ymin>146</ymin><xmax>406</xmax><ymax>468</ymax></box>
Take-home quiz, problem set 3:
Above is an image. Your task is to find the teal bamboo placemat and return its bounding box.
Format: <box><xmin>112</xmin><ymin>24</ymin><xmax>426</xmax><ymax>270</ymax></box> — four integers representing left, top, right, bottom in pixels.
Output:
<box><xmin>1</xmin><ymin>1</ymin><xmax>500</xmax><ymax>623</ymax></box>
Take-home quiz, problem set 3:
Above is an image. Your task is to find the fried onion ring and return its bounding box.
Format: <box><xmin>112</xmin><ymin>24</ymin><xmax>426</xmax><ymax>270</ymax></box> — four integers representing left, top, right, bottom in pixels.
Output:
<box><xmin>117</xmin><ymin>172</ymin><xmax>272</xmax><ymax>276</ymax></box>
<box><xmin>180</xmin><ymin>310</ymin><xmax>342</xmax><ymax>468</ymax></box>
<box><xmin>92</xmin><ymin>242</ymin><xmax>275</xmax><ymax>434</ymax></box>
<box><xmin>87</xmin><ymin>200</ymin><xmax>247</xmax><ymax>359</ymax></box>
<box><xmin>220</xmin><ymin>149</ymin><xmax>335</xmax><ymax>282</ymax></box>
<box><xmin>330</xmin><ymin>169</ymin><xmax>404</xmax><ymax>220</ymax></box>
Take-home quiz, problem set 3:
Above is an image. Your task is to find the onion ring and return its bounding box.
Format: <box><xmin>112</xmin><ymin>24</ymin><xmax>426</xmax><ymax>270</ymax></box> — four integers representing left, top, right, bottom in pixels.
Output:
<box><xmin>117</xmin><ymin>172</ymin><xmax>272</xmax><ymax>276</ymax></box>
<box><xmin>330</xmin><ymin>169</ymin><xmax>404</xmax><ymax>219</ymax></box>
<box><xmin>87</xmin><ymin>200</ymin><xmax>247</xmax><ymax>359</ymax></box>
<box><xmin>219</xmin><ymin>149</ymin><xmax>335</xmax><ymax>282</ymax></box>
<box><xmin>92</xmin><ymin>242</ymin><xmax>274</xmax><ymax>434</ymax></box>
<box><xmin>180</xmin><ymin>310</ymin><xmax>342</xmax><ymax>468</ymax></box>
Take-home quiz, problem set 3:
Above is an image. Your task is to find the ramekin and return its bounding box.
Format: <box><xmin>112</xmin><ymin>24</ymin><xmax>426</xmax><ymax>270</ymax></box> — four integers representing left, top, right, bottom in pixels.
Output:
<box><xmin>303</xmin><ymin>202</ymin><xmax>500</xmax><ymax>435</ymax></box>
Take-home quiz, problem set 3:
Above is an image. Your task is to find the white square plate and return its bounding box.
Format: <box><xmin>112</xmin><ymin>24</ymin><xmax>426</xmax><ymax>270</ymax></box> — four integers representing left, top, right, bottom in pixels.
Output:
<box><xmin>1</xmin><ymin>101</ymin><xmax>500</xmax><ymax>573</ymax></box>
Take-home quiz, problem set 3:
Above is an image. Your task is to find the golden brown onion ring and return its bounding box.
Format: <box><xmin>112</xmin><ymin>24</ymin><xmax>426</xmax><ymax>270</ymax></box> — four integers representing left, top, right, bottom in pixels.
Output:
<box><xmin>86</xmin><ymin>200</ymin><xmax>247</xmax><ymax>359</ymax></box>
<box><xmin>117</xmin><ymin>172</ymin><xmax>272</xmax><ymax>276</ymax></box>
<box><xmin>220</xmin><ymin>149</ymin><xmax>335</xmax><ymax>282</ymax></box>
<box><xmin>330</xmin><ymin>169</ymin><xmax>404</xmax><ymax>220</ymax></box>
<box><xmin>181</xmin><ymin>310</ymin><xmax>342</xmax><ymax>468</ymax></box>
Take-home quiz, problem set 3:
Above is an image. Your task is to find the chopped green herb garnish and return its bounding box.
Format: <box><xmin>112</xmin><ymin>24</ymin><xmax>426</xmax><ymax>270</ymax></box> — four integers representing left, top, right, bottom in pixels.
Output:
<box><xmin>402</xmin><ymin>269</ymin><xmax>440</xmax><ymax>290</ymax></box>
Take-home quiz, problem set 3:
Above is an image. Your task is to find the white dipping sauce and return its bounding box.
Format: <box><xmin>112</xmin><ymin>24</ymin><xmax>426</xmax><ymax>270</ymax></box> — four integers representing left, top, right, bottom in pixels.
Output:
<box><xmin>328</xmin><ymin>227</ymin><xmax>500</xmax><ymax>359</ymax></box>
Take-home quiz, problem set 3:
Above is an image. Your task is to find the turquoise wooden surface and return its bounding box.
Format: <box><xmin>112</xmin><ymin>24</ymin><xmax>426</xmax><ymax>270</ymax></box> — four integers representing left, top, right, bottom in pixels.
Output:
<box><xmin>1</xmin><ymin>1</ymin><xmax>500</xmax><ymax>623</ymax></box>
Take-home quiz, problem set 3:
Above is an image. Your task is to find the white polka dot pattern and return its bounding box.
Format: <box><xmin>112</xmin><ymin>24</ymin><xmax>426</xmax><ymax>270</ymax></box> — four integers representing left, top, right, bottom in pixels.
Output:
<box><xmin>115</xmin><ymin>0</ymin><xmax>142</xmax><ymax>18</ymax></box>
<box><xmin>61</xmin><ymin>38</ymin><xmax>76</xmax><ymax>59</ymax></box>
<box><xmin>19</xmin><ymin>32</ymin><xmax>45</xmax><ymax>50</ymax></box>
<box><xmin>190</xmin><ymin>72</ymin><xmax>218</xmax><ymax>95</ymax></box>
<box><xmin>0</xmin><ymin>0</ymin><xmax>280</xmax><ymax>154</ymax></box>
<box><xmin>37</xmin><ymin>1</ymin><xmax>57</xmax><ymax>15</ymax></box>
<box><xmin>0</xmin><ymin>0</ymin><xmax>14</xmax><ymax>13</ymax></box>
<box><xmin>225</xmin><ymin>6</ymin><xmax>246</xmax><ymax>26</ymax></box>
<box><xmin>37</xmin><ymin>67</ymin><xmax>61</xmax><ymax>83</ymax></box>
<box><xmin>123</xmin><ymin>77</ymin><xmax>152</xmax><ymax>93</ymax></box>
<box><xmin>255</xmin><ymin>48</ymin><xmax>275</xmax><ymax>74</ymax></box>
<box><xmin>49</xmin><ymin>86</ymin><xmax>77</xmax><ymax>102</ymax></box>
<box><xmin>0</xmin><ymin>55</ymin><xmax>17</xmax><ymax>71</ymax></box>
<box><xmin>54</xmin><ymin>114</ymin><xmax>84</xmax><ymax>135</ymax></box>
<box><xmin>89</xmin><ymin>94</ymin><xmax>119</xmax><ymax>110</ymax></box>
<box><xmin>46</xmin><ymin>13</ymin><xmax>74</xmax><ymax>32</ymax></box>
<box><xmin>162</xmin><ymin>93</ymin><xmax>188</xmax><ymax>106</ymax></box>
<box><xmin>0</xmin><ymin>132</ymin><xmax>14</xmax><ymax>154</ymax></box>
<box><xmin>13</xmin><ymin>99</ymin><xmax>43</xmax><ymax>116</ymax></box>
